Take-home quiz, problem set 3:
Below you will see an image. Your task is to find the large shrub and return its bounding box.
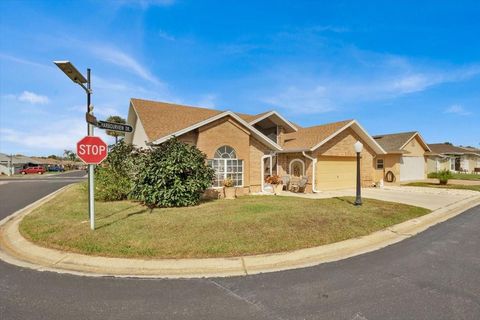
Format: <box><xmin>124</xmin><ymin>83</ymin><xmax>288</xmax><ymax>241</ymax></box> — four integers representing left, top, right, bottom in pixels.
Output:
<box><xmin>94</xmin><ymin>141</ymin><xmax>138</xmax><ymax>201</ymax></box>
<box><xmin>437</xmin><ymin>169</ymin><xmax>452</xmax><ymax>185</ymax></box>
<box><xmin>131</xmin><ymin>138</ymin><xmax>214</xmax><ymax>208</ymax></box>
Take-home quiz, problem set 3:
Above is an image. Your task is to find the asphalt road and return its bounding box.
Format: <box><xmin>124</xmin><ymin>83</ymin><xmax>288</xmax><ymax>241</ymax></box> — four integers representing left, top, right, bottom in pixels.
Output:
<box><xmin>0</xmin><ymin>173</ymin><xmax>479</xmax><ymax>320</ymax></box>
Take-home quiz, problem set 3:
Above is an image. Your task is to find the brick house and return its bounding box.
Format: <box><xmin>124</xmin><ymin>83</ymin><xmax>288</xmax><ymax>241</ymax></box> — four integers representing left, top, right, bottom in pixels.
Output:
<box><xmin>125</xmin><ymin>98</ymin><xmax>386</xmax><ymax>194</ymax></box>
<box><xmin>373</xmin><ymin>132</ymin><xmax>431</xmax><ymax>182</ymax></box>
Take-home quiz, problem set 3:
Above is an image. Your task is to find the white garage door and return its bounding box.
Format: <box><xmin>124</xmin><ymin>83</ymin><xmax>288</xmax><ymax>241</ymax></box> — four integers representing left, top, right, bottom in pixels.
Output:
<box><xmin>400</xmin><ymin>156</ymin><xmax>425</xmax><ymax>181</ymax></box>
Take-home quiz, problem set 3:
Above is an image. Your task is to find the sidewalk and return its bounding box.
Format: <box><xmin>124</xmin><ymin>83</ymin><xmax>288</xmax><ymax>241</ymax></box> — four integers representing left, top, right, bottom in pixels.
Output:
<box><xmin>1</xmin><ymin>186</ymin><xmax>479</xmax><ymax>279</ymax></box>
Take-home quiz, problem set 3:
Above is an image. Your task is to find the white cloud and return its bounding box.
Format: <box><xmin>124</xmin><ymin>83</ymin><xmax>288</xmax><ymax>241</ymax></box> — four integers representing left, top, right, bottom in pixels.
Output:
<box><xmin>0</xmin><ymin>117</ymin><xmax>113</xmax><ymax>152</ymax></box>
<box><xmin>263</xmin><ymin>86</ymin><xmax>334</xmax><ymax>114</ymax></box>
<box><xmin>261</xmin><ymin>57</ymin><xmax>480</xmax><ymax>114</ymax></box>
<box><xmin>196</xmin><ymin>94</ymin><xmax>218</xmax><ymax>109</ymax></box>
<box><xmin>17</xmin><ymin>91</ymin><xmax>50</xmax><ymax>105</ymax></box>
<box><xmin>89</xmin><ymin>45</ymin><xmax>162</xmax><ymax>86</ymax></box>
<box><xmin>444</xmin><ymin>104</ymin><xmax>471</xmax><ymax>116</ymax></box>
<box><xmin>158</xmin><ymin>29</ymin><xmax>176</xmax><ymax>41</ymax></box>
<box><xmin>115</xmin><ymin>0</ymin><xmax>175</xmax><ymax>8</ymax></box>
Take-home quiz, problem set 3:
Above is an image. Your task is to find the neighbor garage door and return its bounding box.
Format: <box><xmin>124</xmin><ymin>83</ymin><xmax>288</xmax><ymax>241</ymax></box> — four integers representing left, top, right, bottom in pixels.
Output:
<box><xmin>399</xmin><ymin>156</ymin><xmax>425</xmax><ymax>181</ymax></box>
<box><xmin>317</xmin><ymin>156</ymin><xmax>356</xmax><ymax>190</ymax></box>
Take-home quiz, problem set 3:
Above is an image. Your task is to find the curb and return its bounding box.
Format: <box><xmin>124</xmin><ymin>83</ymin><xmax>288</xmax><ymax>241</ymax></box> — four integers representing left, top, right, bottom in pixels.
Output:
<box><xmin>1</xmin><ymin>187</ymin><xmax>479</xmax><ymax>279</ymax></box>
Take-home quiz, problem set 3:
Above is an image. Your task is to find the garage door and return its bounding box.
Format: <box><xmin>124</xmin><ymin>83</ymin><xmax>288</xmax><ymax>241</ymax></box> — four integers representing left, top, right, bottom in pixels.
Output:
<box><xmin>400</xmin><ymin>156</ymin><xmax>425</xmax><ymax>181</ymax></box>
<box><xmin>317</xmin><ymin>156</ymin><xmax>356</xmax><ymax>190</ymax></box>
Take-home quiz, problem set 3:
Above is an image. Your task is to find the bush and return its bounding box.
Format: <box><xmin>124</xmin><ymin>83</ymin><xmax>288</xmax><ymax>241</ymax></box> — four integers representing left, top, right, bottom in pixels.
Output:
<box><xmin>94</xmin><ymin>141</ymin><xmax>137</xmax><ymax>201</ymax></box>
<box><xmin>427</xmin><ymin>172</ymin><xmax>438</xmax><ymax>179</ymax></box>
<box><xmin>265</xmin><ymin>174</ymin><xmax>282</xmax><ymax>185</ymax></box>
<box><xmin>437</xmin><ymin>169</ymin><xmax>452</xmax><ymax>185</ymax></box>
<box><xmin>131</xmin><ymin>138</ymin><xmax>215</xmax><ymax>208</ymax></box>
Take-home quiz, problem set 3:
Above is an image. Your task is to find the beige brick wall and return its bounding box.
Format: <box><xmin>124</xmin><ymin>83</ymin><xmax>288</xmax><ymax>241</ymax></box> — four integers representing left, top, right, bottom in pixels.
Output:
<box><xmin>249</xmin><ymin>137</ymin><xmax>270</xmax><ymax>192</ymax></box>
<box><xmin>277</xmin><ymin>153</ymin><xmax>313</xmax><ymax>192</ymax></box>
<box><xmin>313</xmin><ymin>127</ymin><xmax>376</xmax><ymax>187</ymax></box>
<box><xmin>375</xmin><ymin>154</ymin><xmax>401</xmax><ymax>182</ymax></box>
<box><xmin>402</xmin><ymin>136</ymin><xmax>427</xmax><ymax>157</ymax></box>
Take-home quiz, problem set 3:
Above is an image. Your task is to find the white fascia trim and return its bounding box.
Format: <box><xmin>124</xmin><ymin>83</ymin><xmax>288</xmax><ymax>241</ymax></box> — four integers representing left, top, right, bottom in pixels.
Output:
<box><xmin>399</xmin><ymin>132</ymin><xmax>432</xmax><ymax>152</ymax></box>
<box><xmin>302</xmin><ymin>151</ymin><xmax>319</xmax><ymax>193</ymax></box>
<box><xmin>310</xmin><ymin>120</ymin><xmax>387</xmax><ymax>154</ymax></box>
<box><xmin>249</xmin><ymin>111</ymin><xmax>298</xmax><ymax>132</ymax></box>
<box><xmin>149</xmin><ymin>111</ymin><xmax>282</xmax><ymax>151</ymax></box>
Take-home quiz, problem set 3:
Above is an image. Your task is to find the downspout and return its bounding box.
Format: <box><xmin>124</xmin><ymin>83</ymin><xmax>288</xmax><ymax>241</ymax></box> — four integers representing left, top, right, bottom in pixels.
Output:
<box><xmin>302</xmin><ymin>151</ymin><xmax>319</xmax><ymax>193</ymax></box>
<box><xmin>261</xmin><ymin>155</ymin><xmax>270</xmax><ymax>192</ymax></box>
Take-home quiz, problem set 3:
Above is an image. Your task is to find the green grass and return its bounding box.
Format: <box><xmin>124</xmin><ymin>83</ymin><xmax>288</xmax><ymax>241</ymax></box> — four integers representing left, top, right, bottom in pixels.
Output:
<box><xmin>405</xmin><ymin>182</ymin><xmax>480</xmax><ymax>192</ymax></box>
<box><xmin>20</xmin><ymin>183</ymin><xmax>430</xmax><ymax>259</ymax></box>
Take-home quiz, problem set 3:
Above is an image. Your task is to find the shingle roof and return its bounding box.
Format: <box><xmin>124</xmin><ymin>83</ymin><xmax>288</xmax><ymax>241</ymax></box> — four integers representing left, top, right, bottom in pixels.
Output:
<box><xmin>372</xmin><ymin>131</ymin><xmax>418</xmax><ymax>152</ymax></box>
<box><xmin>282</xmin><ymin>120</ymin><xmax>352</xmax><ymax>150</ymax></box>
<box><xmin>131</xmin><ymin>99</ymin><xmax>293</xmax><ymax>142</ymax></box>
<box><xmin>131</xmin><ymin>98</ymin><xmax>224</xmax><ymax>141</ymax></box>
<box><xmin>428</xmin><ymin>143</ymin><xmax>473</xmax><ymax>154</ymax></box>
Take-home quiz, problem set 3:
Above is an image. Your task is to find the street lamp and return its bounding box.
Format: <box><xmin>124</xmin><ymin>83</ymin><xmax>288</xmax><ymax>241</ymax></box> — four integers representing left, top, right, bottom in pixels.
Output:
<box><xmin>54</xmin><ymin>61</ymin><xmax>95</xmax><ymax>230</ymax></box>
<box><xmin>354</xmin><ymin>141</ymin><xmax>363</xmax><ymax>206</ymax></box>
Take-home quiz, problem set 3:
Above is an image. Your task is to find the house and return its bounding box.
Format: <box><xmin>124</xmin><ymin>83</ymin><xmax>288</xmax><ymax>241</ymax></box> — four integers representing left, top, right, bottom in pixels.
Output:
<box><xmin>125</xmin><ymin>98</ymin><xmax>386</xmax><ymax>195</ymax></box>
<box><xmin>372</xmin><ymin>132</ymin><xmax>431</xmax><ymax>182</ymax></box>
<box><xmin>427</xmin><ymin>143</ymin><xmax>480</xmax><ymax>173</ymax></box>
<box><xmin>0</xmin><ymin>153</ymin><xmax>37</xmax><ymax>175</ymax></box>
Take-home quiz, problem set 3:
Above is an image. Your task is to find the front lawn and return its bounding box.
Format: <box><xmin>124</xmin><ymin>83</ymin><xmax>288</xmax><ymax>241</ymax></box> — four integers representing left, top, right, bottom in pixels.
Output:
<box><xmin>20</xmin><ymin>183</ymin><xmax>430</xmax><ymax>259</ymax></box>
<box><xmin>405</xmin><ymin>182</ymin><xmax>480</xmax><ymax>192</ymax></box>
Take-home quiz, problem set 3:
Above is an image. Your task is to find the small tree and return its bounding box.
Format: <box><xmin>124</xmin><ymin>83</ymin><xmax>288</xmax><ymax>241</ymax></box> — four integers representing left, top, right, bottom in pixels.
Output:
<box><xmin>437</xmin><ymin>169</ymin><xmax>452</xmax><ymax>185</ymax></box>
<box><xmin>131</xmin><ymin>138</ymin><xmax>214</xmax><ymax>209</ymax></box>
<box><xmin>105</xmin><ymin>115</ymin><xmax>126</xmax><ymax>144</ymax></box>
<box><xmin>63</xmin><ymin>150</ymin><xmax>77</xmax><ymax>161</ymax></box>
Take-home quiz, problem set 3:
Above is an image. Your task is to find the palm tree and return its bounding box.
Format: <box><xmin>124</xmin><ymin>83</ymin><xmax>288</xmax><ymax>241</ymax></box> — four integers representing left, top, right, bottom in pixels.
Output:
<box><xmin>106</xmin><ymin>115</ymin><xmax>127</xmax><ymax>144</ymax></box>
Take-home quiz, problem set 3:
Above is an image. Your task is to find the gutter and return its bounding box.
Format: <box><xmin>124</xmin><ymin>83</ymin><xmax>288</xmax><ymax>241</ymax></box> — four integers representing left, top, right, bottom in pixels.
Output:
<box><xmin>302</xmin><ymin>151</ymin><xmax>319</xmax><ymax>193</ymax></box>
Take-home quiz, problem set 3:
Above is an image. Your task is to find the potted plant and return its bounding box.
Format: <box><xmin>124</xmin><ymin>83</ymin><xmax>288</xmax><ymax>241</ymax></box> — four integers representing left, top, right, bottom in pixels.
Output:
<box><xmin>223</xmin><ymin>177</ymin><xmax>236</xmax><ymax>199</ymax></box>
<box><xmin>266</xmin><ymin>175</ymin><xmax>283</xmax><ymax>194</ymax></box>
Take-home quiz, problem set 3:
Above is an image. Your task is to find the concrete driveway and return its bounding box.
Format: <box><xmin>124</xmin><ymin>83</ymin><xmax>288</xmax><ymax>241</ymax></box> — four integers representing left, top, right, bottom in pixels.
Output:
<box><xmin>281</xmin><ymin>186</ymin><xmax>479</xmax><ymax>210</ymax></box>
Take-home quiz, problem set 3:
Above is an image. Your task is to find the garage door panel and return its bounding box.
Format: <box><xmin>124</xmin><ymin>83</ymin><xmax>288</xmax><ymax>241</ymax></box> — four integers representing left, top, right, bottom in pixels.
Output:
<box><xmin>317</xmin><ymin>157</ymin><xmax>356</xmax><ymax>190</ymax></box>
<box><xmin>400</xmin><ymin>156</ymin><xmax>425</xmax><ymax>181</ymax></box>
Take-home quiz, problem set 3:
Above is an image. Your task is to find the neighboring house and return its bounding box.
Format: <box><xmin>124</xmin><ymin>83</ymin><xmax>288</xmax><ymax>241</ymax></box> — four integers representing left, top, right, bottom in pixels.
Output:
<box><xmin>373</xmin><ymin>132</ymin><xmax>431</xmax><ymax>182</ymax></box>
<box><xmin>427</xmin><ymin>143</ymin><xmax>480</xmax><ymax>173</ymax></box>
<box><xmin>125</xmin><ymin>98</ymin><xmax>386</xmax><ymax>194</ymax></box>
<box><xmin>0</xmin><ymin>153</ymin><xmax>37</xmax><ymax>175</ymax></box>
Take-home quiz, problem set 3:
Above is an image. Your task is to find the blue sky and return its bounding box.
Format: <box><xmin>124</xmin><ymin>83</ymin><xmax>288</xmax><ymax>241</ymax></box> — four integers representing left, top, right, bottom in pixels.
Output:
<box><xmin>0</xmin><ymin>0</ymin><xmax>479</xmax><ymax>156</ymax></box>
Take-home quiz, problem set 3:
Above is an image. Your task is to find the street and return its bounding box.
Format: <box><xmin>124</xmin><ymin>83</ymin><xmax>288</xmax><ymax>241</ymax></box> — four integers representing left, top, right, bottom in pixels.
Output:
<box><xmin>0</xmin><ymin>174</ymin><xmax>479</xmax><ymax>320</ymax></box>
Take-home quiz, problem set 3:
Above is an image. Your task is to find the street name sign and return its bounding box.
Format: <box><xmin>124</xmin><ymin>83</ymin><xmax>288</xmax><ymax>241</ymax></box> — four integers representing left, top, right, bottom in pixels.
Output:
<box><xmin>97</xmin><ymin>120</ymin><xmax>133</xmax><ymax>133</ymax></box>
<box><xmin>77</xmin><ymin>136</ymin><xmax>108</xmax><ymax>164</ymax></box>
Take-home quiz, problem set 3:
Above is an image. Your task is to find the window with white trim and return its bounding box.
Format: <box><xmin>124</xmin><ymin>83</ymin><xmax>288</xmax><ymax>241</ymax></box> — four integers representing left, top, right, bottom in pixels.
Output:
<box><xmin>376</xmin><ymin>159</ymin><xmax>384</xmax><ymax>169</ymax></box>
<box><xmin>207</xmin><ymin>146</ymin><xmax>243</xmax><ymax>187</ymax></box>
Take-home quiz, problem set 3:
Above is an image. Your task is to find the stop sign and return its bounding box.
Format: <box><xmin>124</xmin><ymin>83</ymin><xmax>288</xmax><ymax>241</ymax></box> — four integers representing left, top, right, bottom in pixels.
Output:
<box><xmin>77</xmin><ymin>136</ymin><xmax>108</xmax><ymax>164</ymax></box>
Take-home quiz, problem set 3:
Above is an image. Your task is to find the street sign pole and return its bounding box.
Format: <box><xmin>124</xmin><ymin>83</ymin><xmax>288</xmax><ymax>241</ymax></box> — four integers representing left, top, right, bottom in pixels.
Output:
<box><xmin>86</xmin><ymin>68</ymin><xmax>95</xmax><ymax>230</ymax></box>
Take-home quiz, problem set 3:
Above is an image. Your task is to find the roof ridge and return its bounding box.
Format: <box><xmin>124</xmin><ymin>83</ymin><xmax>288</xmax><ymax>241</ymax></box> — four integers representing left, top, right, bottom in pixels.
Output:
<box><xmin>372</xmin><ymin>131</ymin><xmax>417</xmax><ymax>138</ymax></box>
<box><xmin>130</xmin><ymin>98</ymin><xmax>226</xmax><ymax>113</ymax></box>
<box><xmin>298</xmin><ymin>119</ymin><xmax>353</xmax><ymax>130</ymax></box>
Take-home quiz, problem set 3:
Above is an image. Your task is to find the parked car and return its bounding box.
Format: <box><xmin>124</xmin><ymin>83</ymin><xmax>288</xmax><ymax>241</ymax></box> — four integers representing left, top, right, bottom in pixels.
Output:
<box><xmin>47</xmin><ymin>165</ymin><xmax>65</xmax><ymax>172</ymax></box>
<box><xmin>19</xmin><ymin>166</ymin><xmax>46</xmax><ymax>175</ymax></box>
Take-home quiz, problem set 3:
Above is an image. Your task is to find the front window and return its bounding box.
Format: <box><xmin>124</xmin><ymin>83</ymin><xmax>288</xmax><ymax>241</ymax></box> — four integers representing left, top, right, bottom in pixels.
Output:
<box><xmin>208</xmin><ymin>146</ymin><xmax>243</xmax><ymax>187</ymax></box>
<box><xmin>450</xmin><ymin>157</ymin><xmax>455</xmax><ymax>171</ymax></box>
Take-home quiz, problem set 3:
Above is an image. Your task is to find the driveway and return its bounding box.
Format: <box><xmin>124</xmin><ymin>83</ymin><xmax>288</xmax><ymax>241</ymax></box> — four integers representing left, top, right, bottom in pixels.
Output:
<box><xmin>282</xmin><ymin>186</ymin><xmax>478</xmax><ymax>210</ymax></box>
<box><xmin>1</xmin><ymin>176</ymin><xmax>479</xmax><ymax>319</ymax></box>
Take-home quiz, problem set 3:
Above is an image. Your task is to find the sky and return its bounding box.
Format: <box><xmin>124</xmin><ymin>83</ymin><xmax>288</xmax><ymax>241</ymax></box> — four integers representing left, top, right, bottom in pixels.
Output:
<box><xmin>0</xmin><ymin>0</ymin><xmax>479</xmax><ymax>156</ymax></box>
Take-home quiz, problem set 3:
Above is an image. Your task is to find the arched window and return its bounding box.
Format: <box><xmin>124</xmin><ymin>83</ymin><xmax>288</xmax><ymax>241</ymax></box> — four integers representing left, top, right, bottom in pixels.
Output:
<box><xmin>289</xmin><ymin>159</ymin><xmax>305</xmax><ymax>177</ymax></box>
<box><xmin>207</xmin><ymin>146</ymin><xmax>244</xmax><ymax>187</ymax></box>
<box><xmin>214</xmin><ymin>145</ymin><xmax>236</xmax><ymax>159</ymax></box>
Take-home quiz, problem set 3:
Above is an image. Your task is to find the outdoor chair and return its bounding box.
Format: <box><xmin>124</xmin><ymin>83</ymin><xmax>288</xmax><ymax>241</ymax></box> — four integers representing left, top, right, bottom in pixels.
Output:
<box><xmin>290</xmin><ymin>176</ymin><xmax>308</xmax><ymax>193</ymax></box>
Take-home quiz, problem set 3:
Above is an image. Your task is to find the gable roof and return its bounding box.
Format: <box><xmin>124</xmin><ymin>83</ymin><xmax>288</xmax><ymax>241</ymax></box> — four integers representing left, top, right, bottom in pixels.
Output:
<box><xmin>282</xmin><ymin>120</ymin><xmax>386</xmax><ymax>154</ymax></box>
<box><xmin>428</xmin><ymin>143</ymin><xmax>480</xmax><ymax>155</ymax></box>
<box><xmin>283</xmin><ymin>120</ymin><xmax>352</xmax><ymax>151</ymax></box>
<box><xmin>130</xmin><ymin>99</ymin><xmax>282</xmax><ymax>150</ymax></box>
<box><xmin>373</xmin><ymin>131</ymin><xmax>431</xmax><ymax>153</ymax></box>
<box><xmin>131</xmin><ymin>98</ymin><xmax>222</xmax><ymax>142</ymax></box>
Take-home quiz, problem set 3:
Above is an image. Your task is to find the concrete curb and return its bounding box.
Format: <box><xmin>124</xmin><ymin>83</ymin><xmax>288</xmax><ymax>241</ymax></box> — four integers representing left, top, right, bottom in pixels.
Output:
<box><xmin>1</xmin><ymin>187</ymin><xmax>479</xmax><ymax>279</ymax></box>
